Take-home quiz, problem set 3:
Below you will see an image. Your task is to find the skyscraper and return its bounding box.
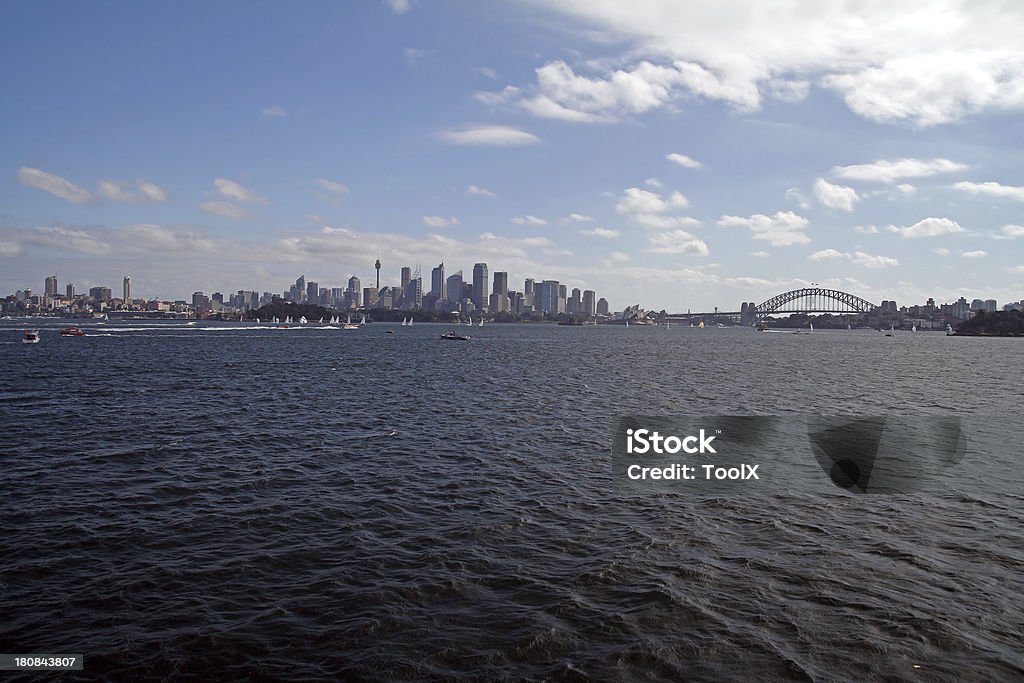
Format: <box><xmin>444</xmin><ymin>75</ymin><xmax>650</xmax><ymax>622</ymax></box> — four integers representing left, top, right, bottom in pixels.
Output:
<box><xmin>307</xmin><ymin>281</ymin><xmax>319</xmax><ymax>306</ymax></box>
<box><xmin>431</xmin><ymin>262</ymin><xmax>446</xmax><ymax>301</ymax></box>
<box><xmin>123</xmin><ymin>276</ymin><xmax>131</xmax><ymax>304</ymax></box>
<box><xmin>535</xmin><ymin>280</ymin><xmax>559</xmax><ymax>313</ymax></box>
<box><xmin>492</xmin><ymin>271</ymin><xmax>508</xmax><ymax>296</ymax></box>
<box><xmin>66</xmin><ymin>283</ymin><xmax>75</xmax><ymax>299</ymax></box>
<box><xmin>401</xmin><ymin>267</ymin><xmax>411</xmax><ymax>291</ymax></box>
<box><xmin>446</xmin><ymin>271</ymin><xmax>463</xmax><ymax>305</ymax></box>
<box><xmin>347</xmin><ymin>275</ymin><xmax>361</xmax><ymax>308</ymax></box>
<box><xmin>45</xmin><ymin>275</ymin><xmax>58</xmax><ymax>297</ymax></box>
<box><xmin>472</xmin><ymin>263</ymin><xmax>488</xmax><ymax>309</ymax></box>
<box><xmin>296</xmin><ymin>275</ymin><xmax>306</xmax><ymax>303</ymax></box>
<box><xmin>375</xmin><ymin>258</ymin><xmax>381</xmax><ymax>290</ymax></box>
<box><xmin>582</xmin><ymin>290</ymin><xmax>596</xmax><ymax>317</ymax></box>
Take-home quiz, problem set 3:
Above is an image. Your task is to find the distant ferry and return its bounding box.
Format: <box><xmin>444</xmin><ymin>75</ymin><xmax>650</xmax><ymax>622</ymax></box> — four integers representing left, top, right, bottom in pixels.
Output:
<box><xmin>23</xmin><ymin>330</ymin><xmax>40</xmax><ymax>344</ymax></box>
<box><xmin>60</xmin><ymin>327</ymin><xmax>86</xmax><ymax>337</ymax></box>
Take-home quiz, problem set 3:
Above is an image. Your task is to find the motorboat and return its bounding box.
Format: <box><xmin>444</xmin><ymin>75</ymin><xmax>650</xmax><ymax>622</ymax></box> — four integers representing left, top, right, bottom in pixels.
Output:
<box><xmin>440</xmin><ymin>331</ymin><xmax>471</xmax><ymax>340</ymax></box>
<box><xmin>23</xmin><ymin>330</ymin><xmax>40</xmax><ymax>344</ymax></box>
<box><xmin>59</xmin><ymin>327</ymin><xmax>86</xmax><ymax>336</ymax></box>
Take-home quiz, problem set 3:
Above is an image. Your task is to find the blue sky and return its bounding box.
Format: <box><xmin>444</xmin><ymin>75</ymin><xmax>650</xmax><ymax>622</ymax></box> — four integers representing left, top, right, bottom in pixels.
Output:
<box><xmin>2</xmin><ymin>0</ymin><xmax>1023</xmax><ymax>310</ymax></box>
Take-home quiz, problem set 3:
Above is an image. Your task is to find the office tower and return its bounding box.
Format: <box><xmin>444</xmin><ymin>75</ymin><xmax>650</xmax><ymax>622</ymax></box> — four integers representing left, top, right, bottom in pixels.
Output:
<box><xmin>307</xmin><ymin>281</ymin><xmax>319</xmax><ymax>305</ymax></box>
<box><xmin>597</xmin><ymin>297</ymin><xmax>609</xmax><ymax>315</ymax></box>
<box><xmin>524</xmin><ymin>278</ymin><xmax>534</xmax><ymax>297</ymax></box>
<box><xmin>66</xmin><ymin>283</ymin><xmax>75</xmax><ymax>299</ymax></box>
<box><xmin>89</xmin><ymin>286</ymin><xmax>112</xmax><ymax>302</ymax></box>
<box><xmin>492</xmin><ymin>271</ymin><xmax>508</xmax><ymax>296</ymax></box>
<box><xmin>472</xmin><ymin>263</ymin><xmax>488</xmax><ymax>309</ymax></box>
<box><xmin>347</xmin><ymin>275</ymin><xmax>362</xmax><ymax>308</ymax></box>
<box><xmin>568</xmin><ymin>288</ymin><xmax>582</xmax><ymax>314</ymax></box>
<box><xmin>192</xmin><ymin>291</ymin><xmax>210</xmax><ymax>311</ymax></box>
<box><xmin>122</xmin><ymin>276</ymin><xmax>131</xmax><ymax>304</ymax></box>
<box><xmin>401</xmin><ymin>267</ymin><xmax>411</xmax><ymax>291</ymax></box>
<box><xmin>403</xmin><ymin>277</ymin><xmax>422</xmax><ymax>310</ymax></box>
<box><xmin>330</xmin><ymin>288</ymin><xmax>344</xmax><ymax>307</ymax></box>
<box><xmin>446</xmin><ymin>271</ymin><xmax>463</xmax><ymax>304</ymax></box>
<box><xmin>985</xmin><ymin>299</ymin><xmax>997</xmax><ymax>312</ymax></box>
<box><xmin>363</xmin><ymin>287</ymin><xmax>379</xmax><ymax>308</ymax></box>
<box><xmin>431</xmin><ymin>263</ymin><xmax>446</xmax><ymax>300</ymax></box>
<box><xmin>295</xmin><ymin>275</ymin><xmax>306</xmax><ymax>303</ymax></box>
<box><xmin>375</xmin><ymin>259</ymin><xmax>381</xmax><ymax>290</ymax></box>
<box><xmin>212</xmin><ymin>292</ymin><xmax>224</xmax><ymax>304</ymax></box>
<box><xmin>535</xmin><ymin>280</ymin><xmax>558</xmax><ymax>313</ymax></box>
<box><xmin>45</xmin><ymin>275</ymin><xmax>58</xmax><ymax>297</ymax></box>
<box><xmin>558</xmin><ymin>284</ymin><xmax>567</xmax><ymax>300</ymax></box>
<box><xmin>582</xmin><ymin>290</ymin><xmax>596</xmax><ymax>317</ymax></box>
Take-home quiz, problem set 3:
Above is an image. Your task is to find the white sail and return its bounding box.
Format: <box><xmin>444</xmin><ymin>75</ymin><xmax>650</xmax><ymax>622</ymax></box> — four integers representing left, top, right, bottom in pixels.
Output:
<box><xmin>478</xmin><ymin>318</ymin><xmax>483</xmax><ymax>327</ymax></box>
<box><xmin>809</xmin><ymin>322</ymin><xmax>814</xmax><ymax>332</ymax></box>
<box><xmin>947</xmin><ymin>323</ymin><xmax>954</xmax><ymax>333</ymax></box>
<box><xmin>346</xmin><ymin>314</ymin><xmax>352</xmax><ymax>325</ymax></box>
<box><xmin>360</xmin><ymin>314</ymin><xmax>367</xmax><ymax>326</ymax></box>
<box><xmin>299</xmin><ymin>316</ymin><xmax>308</xmax><ymax>325</ymax></box>
<box><xmin>912</xmin><ymin>325</ymin><xmax>916</xmax><ymax>332</ymax></box>
<box><xmin>318</xmin><ymin>317</ymin><xmax>323</xmax><ymax>324</ymax></box>
<box><xmin>255</xmin><ymin>318</ymin><xmax>260</xmax><ymax>324</ymax></box>
<box><xmin>847</xmin><ymin>323</ymin><xmax>852</xmax><ymax>331</ymax></box>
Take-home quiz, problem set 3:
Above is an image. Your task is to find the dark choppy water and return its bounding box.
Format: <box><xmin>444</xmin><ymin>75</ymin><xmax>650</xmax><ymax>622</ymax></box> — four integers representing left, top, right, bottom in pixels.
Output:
<box><xmin>2</xmin><ymin>320</ymin><xmax>1022</xmax><ymax>681</ymax></box>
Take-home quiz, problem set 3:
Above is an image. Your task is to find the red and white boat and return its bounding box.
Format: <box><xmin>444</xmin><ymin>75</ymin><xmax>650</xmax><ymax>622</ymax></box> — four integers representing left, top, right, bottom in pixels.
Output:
<box><xmin>60</xmin><ymin>327</ymin><xmax>87</xmax><ymax>337</ymax></box>
<box><xmin>23</xmin><ymin>330</ymin><xmax>40</xmax><ymax>344</ymax></box>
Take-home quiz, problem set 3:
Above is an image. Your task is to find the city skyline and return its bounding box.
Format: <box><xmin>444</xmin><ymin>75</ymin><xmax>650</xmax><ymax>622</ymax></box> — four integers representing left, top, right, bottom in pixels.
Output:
<box><xmin>2</xmin><ymin>2</ymin><xmax>1023</xmax><ymax>310</ymax></box>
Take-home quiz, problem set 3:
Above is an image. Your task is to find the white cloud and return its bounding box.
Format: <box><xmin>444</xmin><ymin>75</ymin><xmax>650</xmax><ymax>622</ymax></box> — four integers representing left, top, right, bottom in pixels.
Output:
<box><xmin>422</xmin><ymin>215</ymin><xmax>460</xmax><ymax>228</ymax></box>
<box><xmin>122</xmin><ymin>224</ymin><xmax>216</xmax><ymax>253</ymax></box>
<box><xmin>809</xmin><ymin>248</ymin><xmax>845</xmax><ymax>261</ymax></box>
<box><xmin>751</xmin><ymin>251</ymin><xmax>770</xmax><ymax>258</ymax></box>
<box><xmin>384</xmin><ymin>0</ymin><xmax>412</xmax><ymax>14</ymax></box>
<box><xmin>436</xmin><ymin>125</ymin><xmax>539</xmax><ymax>146</ymax></box>
<box><xmin>934</xmin><ymin>247</ymin><xmax>951</xmax><ymax>256</ymax></box>
<box><xmin>1000</xmin><ymin>224</ymin><xmax>1024</xmax><ymax>239</ymax></box>
<box><xmin>21</xmin><ymin>226</ymin><xmax>111</xmax><ymax>255</ymax></box>
<box><xmin>403</xmin><ymin>47</ymin><xmax>434</xmax><ymax>65</ymax></box>
<box><xmin>565</xmin><ymin>213</ymin><xmax>594</xmax><ymax>223</ymax></box>
<box><xmin>717</xmin><ymin>210</ymin><xmax>810</xmax><ymax>246</ymax></box>
<box><xmin>961</xmin><ymin>250</ymin><xmax>987</xmax><ymax>258</ymax></box>
<box><xmin>896</xmin><ymin>183</ymin><xmax>916</xmax><ymax>194</ymax></box>
<box><xmin>666</xmin><ymin>153</ymin><xmax>702</xmax><ymax>169</ymax></box>
<box><xmin>831</xmin><ymin>158</ymin><xmax>967</xmax><ymax>183</ymax></box>
<box><xmin>810</xmin><ymin>248</ymin><xmax>897</xmax><ymax>268</ymax></box>
<box><xmin>466</xmin><ymin>184</ymin><xmax>495</xmax><ymax>197</ymax></box>
<box><xmin>0</xmin><ymin>240</ymin><xmax>22</xmax><ymax>257</ymax></box>
<box><xmin>887</xmin><ymin>217</ymin><xmax>966</xmax><ymax>238</ymax></box>
<box><xmin>512</xmin><ymin>214</ymin><xmax>547</xmax><ymax>225</ymax></box>
<box><xmin>213</xmin><ymin>178</ymin><xmax>267</xmax><ymax>204</ymax></box>
<box><xmin>317</xmin><ymin>178</ymin><xmax>349</xmax><ymax>196</ymax></box>
<box><xmin>1010</xmin><ymin>265</ymin><xmax>1024</xmax><ymax>274</ymax></box>
<box><xmin>813</xmin><ymin>177</ymin><xmax>859</xmax><ymax>211</ymax></box>
<box><xmin>521</xmin><ymin>2</ymin><xmax>1024</xmax><ymax>126</ymax></box>
<box><xmin>580</xmin><ymin>227</ymin><xmax>620</xmax><ymax>238</ymax></box>
<box><xmin>97</xmin><ymin>179</ymin><xmax>168</xmax><ymax>203</ymax></box>
<box><xmin>785</xmin><ymin>187</ymin><xmax>810</xmax><ymax>210</ymax></box>
<box><xmin>199</xmin><ymin>201</ymin><xmax>247</xmax><ymax>219</ymax></box>
<box><xmin>261</xmin><ymin>105</ymin><xmax>286</xmax><ymax>118</ymax></box>
<box><xmin>645</xmin><ymin>177</ymin><xmax>663</xmax><ymax>188</ymax></box>
<box><xmin>854</xmin><ymin>225</ymin><xmax>880</xmax><ymax>234</ymax></box>
<box><xmin>616</xmin><ymin>187</ymin><xmax>688</xmax><ymax>214</ymax></box>
<box><xmin>607</xmin><ymin>251</ymin><xmax>631</xmax><ymax>262</ymax></box>
<box><xmin>647</xmin><ymin>230</ymin><xmax>710</xmax><ymax>256</ymax></box>
<box><xmin>952</xmin><ymin>181</ymin><xmax>1024</xmax><ymax>203</ymax></box>
<box><xmin>17</xmin><ymin>167</ymin><xmax>92</xmax><ymax>204</ymax></box>
<box><xmin>474</xmin><ymin>66</ymin><xmax>497</xmax><ymax>79</ymax></box>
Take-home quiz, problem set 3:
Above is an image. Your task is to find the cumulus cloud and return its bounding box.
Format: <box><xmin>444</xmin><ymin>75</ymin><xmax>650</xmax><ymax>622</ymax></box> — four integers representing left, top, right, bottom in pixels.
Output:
<box><xmin>810</xmin><ymin>248</ymin><xmax>898</xmax><ymax>268</ymax></box>
<box><xmin>886</xmin><ymin>217</ymin><xmax>966</xmax><ymax>238</ymax></box>
<box><xmin>785</xmin><ymin>187</ymin><xmax>811</xmax><ymax>209</ymax></box>
<box><xmin>199</xmin><ymin>201</ymin><xmax>247</xmax><ymax>219</ymax></box>
<box><xmin>214</xmin><ymin>178</ymin><xmax>267</xmax><ymax>204</ymax></box>
<box><xmin>645</xmin><ymin>177</ymin><xmax>663</xmax><ymax>188</ymax></box>
<box><xmin>512</xmin><ymin>214</ymin><xmax>547</xmax><ymax>225</ymax></box>
<box><xmin>717</xmin><ymin>210</ymin><xmax>810</xmax><ymax>246</ymax></box>
<box><xmin>565</xmin><ymin>213</ymin><xmax>594</xmax><ymax>223</ymax></box>
<box><xmin>961</xmin><ymin>250</ymin><xmax>987</xmax><ymax>258</ymax></box>
<box><xmin>580</xmin><ymin>227</ymin><xmax>620</xmax><ymax>238</ymax></box>
<box><xmin>436</xmin><ymin>125</ymin><xmax>539</xmax><ymax>146</ymax></box>
<box><xmin>934</xmin><ymin>247</ymin><xmax>951</xmax><ymax>256</ymax></box>
<box><xmin>647</xmin><ymin>230</ymin><xmax>710</xmax><ymax>256</ymax></box>
<box><xmin>751</xmin><ymin>251</ymin><xmax>771</xmax><ymax>258</ymax></box>
<box><xmin>666</xmin><ymin>153</ymin><xmax>703</xmax><ymax>169</ymax></box>
<box><xmin>831</xmin><ymin>158</ymin><xmax>967</xmax><ymax>183</ymax></box>
<box><xmin>97</xmin><ymin>179</ymin><xmax>168</xmax><ymax>203</ymax></box>
<box><xmin>616</xmin><ymin>187</ymin><xmax>688</xmax><ymax>214</ymax></box>
<box><xmin>17</xmin><ymin>167</ymin><xmax>92</xmax><ymax>204</ymax></box>
<box><xmin>516</xmin><ymin>1</ymin><xmax>1024</xmax><ymax>126</ymax></box>
<box><xmin>854</xmin><ymin>225</ymin><xmax>880</xmax><ymax>234</ymax></box>
<box><xmin>813</xmin><ymin>178</ymin><xmax>859</xmax><ymax>211</ymax></box>
<box><xmin>122</xmin><ymin>224</ymin><xmax>217</xmax><ymax>253</ymax></box>
<box><xmin>21</xmin><ymin>226</ymin><xmax>111</xmax><ymax>255</ymax></box>
<box><xmin>1000</xmin><ymin>224</ymin><xmax>1024</xmax><ymax>239</ymax></box>
<box><xmin>422</xmin><ymin>215</ymin><xmax>460</xmax><ymax>228</ymax></box>
<box><xmin>466</xmin><ymin>184</ymin><xmax>495</xmax><ymax>196</ymax></box>
<box><xmin>952</xmin><ymin>181</ymin><xmax>1024</xmax><ymax>203</ymax></box>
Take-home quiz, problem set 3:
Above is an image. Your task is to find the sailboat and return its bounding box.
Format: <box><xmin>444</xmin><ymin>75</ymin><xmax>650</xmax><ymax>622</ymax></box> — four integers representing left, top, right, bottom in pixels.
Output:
<box><xmin>299</xmin><ymin>316</ymin><xmax>308</xmax><ymax>325</ymax></box>
<box><xmin>360</xmin><ymin>314</ymin><xmax>367</xmax><ymax>326</ymax></box>
<box><xmin>665</xmin><ymin>320</ymin><xmax>670</xmax><ymax>329</ymax></box>
<box><xmin>478</xmin><ymin>317</ymin><xmax>484</xmax><ymax>327</ymax></box>
<box><xmin>318</xmin><ymin>317</ymin><xmax>323</xmax><ymax>324</ymax></box>
<box><xmin>911</xmin><ymin>324</ymin><xmax>917</xmax><ymax>333</ymax></box>
<box><xmin>885</xmin><ymin>323</ymin><xmax>895</xmax><ymax>337</ymax></box>
<box><xmin>255</xmin><ymin>318</ymin><xmax>260</xmax><ymax>325</ymax></box>
<box><xmin>809</xmin><ymin>321</ymin><xmax>814</xmax><ymax>333</ymax></box>
<box><xmin>342</xmin><ymin>313</ymin><xmax>359</xmax><ymax>330</ymax></box>
<box><xmin>847</xmin><ymin>323</ymin><xmax>852</xmax><ymax>331</ymax></box>
<box><xmin>697</xmin><ymin>320</ymin><xmax>704</xmax><ymax>329</ymax></box>
<box><xmin>946</xmin><ymin>323</ymin><xmax>955</xmax><ymax>336</ymax></box>
<box><xmin>624</xmin><ymin>318</ymin><xmax>629</xmax><ymax>328</ymax></box>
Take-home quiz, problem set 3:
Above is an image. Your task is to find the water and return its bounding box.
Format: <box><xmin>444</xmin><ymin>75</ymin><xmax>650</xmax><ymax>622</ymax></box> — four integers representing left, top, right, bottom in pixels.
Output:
<box><xmin>2</xmin><ymin>320</ymin><xmax>1022</xmax><ymax>680</ymax></box>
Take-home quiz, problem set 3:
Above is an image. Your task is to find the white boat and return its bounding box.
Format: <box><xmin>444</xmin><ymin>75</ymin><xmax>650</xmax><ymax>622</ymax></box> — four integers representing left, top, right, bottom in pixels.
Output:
<box><xmin>360</xmin><ymin>314</ymin><xmax>367</xmax><ymax>326</ymax></box>
<box><xmin>299</xmin><ymin>316</ymin><xmax>308</xmax><ymax>325</ymax></box>
<box><xmin>255</xmin><ymin>318</ymin><xmax>260</xmax><ymax>324</ymax></box>
<box><xmin>809</xmin><ymin>322</ymin><xmax>814</xmax><ymax>333</ymax></box>
<box><xmin>624</xmin><ymin>318</ymin><xmax>629</xmax><ymax>327</ymax></box>
<box><xmin>401</xmin><ymin>317</ymin><xmax>408</xmax><ymax>326</ymax></box>
<box><xmin>946</xmin><ymin>323</ymin><xmax>955</xmax><ymax>336</ymax></box>
<box><xmin>697</xmin><ymin>321</ymin><xmax>704</xmax><ymax>329</ymax></box>
<box><xmin>23</xmin><ymin>330</ymin><xmax>40</xmax><ymax>344</ymax></box>
<box><xmin>847</xmin><ymin>323</ymin><xmax>852</xmax><ymax>331</ymax></box>
<box><xmin>911</xmin><ymin>325</ymin><xmax>917</xmax><ymax>333</ymax></box>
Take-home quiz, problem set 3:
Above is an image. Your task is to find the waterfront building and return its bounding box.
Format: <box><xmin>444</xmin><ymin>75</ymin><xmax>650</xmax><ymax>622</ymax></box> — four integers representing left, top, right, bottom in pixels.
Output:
<box><xmin>446</xmin><ymin>271</ymin><xmax>463</xmax><ymax>305</ymax></box>
<box><xmin>431</xmin><ymin>263</ymin><xmax>446</xmax><ymax>301</ymax></box>
<box><xmin>66</xmin><ymin>283</ymin><xmax>75</xmax><ymax>299</ymax></box>
<box><xmin>123</xmin><ymin>276</ymin><xmax>131</xmax><ymax>306</ymax></box>
<box><xmin>582</xmin><ymin>290</ymin><xmax>596</xmax><ymax>317</ymax></box>
<box><xmin>45</xmin><ymin>275</ymin><xmax>58</xmax><ymax>297</ymax></box>
<box><xmin>597</xmin><ymin>297</ymin><xmax>609</xmax><ymax>315</ymax></box>
<box><xmin>472</xmin><ymin>263</ymin><xmax>488</xmax><ymax>310</ymax></box>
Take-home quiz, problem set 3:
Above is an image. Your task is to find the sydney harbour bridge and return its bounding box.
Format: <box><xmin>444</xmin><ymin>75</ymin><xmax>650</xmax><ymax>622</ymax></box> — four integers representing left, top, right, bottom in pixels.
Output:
<box><xmin>668</xmin><ymin>287</ymin><xmax>879</xmax><ymax>323</ymax></box>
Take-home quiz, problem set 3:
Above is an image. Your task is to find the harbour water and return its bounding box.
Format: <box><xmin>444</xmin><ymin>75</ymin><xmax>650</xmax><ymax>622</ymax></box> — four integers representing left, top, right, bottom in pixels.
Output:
<box><xmin>2</xmin><ymin>320</ymin><xmax>1022</xmax><ymax>680</ymax></box>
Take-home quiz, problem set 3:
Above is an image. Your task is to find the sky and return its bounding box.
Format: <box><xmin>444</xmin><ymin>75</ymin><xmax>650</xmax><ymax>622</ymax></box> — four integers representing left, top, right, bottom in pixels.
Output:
<box><xmin>2</xmin><ymin>0</ymin><xmax>1023</xmax><ymax>312</ymax></box>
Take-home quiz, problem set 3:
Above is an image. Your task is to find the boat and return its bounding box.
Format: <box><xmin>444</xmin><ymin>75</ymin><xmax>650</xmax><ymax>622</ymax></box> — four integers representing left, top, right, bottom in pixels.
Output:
<box><xmin>478</xmin><ymin>318</ymin><xmax>484</xmax><ymax>327</ymax></box>
<box><xmin>885</xmin><ymin>323</ymin><xmax>895</xmax><ymax>337</ymax></box>
<box><xmin>360</xmin><ymin>314</ymin><xmax>367</xmax><ymax>326</ymax></box>
<box><xmin>440</xmin><ymin>331</ymin><xmax>470</xmax><ymax>340</ymax></box>
<box><xmin>386</xmin><ymin>329</ymin><xmax>395</xmax><ymax>334</ymax></box>
<box><xmin>946</xmin><ymin>323</ymin><xmax>955</xmax><ymax>336</ymax></box>
<box><xmin>757</xmin><ymin>322</ymin><xmax>769</xmax><ymax>332</ymax></box>
<box><xmin>809</xmin><ymin>322</ymin><xmax>814</xmax><ymax>333</ymax></box>
<box><xmin>23</xmin><ymin>330</ymin><xmax>40</xmax><ymax>344</ymax></box>
<box><xmin>59</xmin><ymin>327</ymin><xmax>86</xmax><ymax>337</ymax></box>
<box><xmin>697</xmin><ymin>321</ymin><xmax>704</xmax><ymax>329</ymax></box>
<box><xmin>847</xmin><ymin>323</ymin><xmax>852</xmax><ymax>331</ymax></box>
<box><xmin>911</xmin><ymin>325</ymin><xmax>917</xmax><ymax>333</ymax></box>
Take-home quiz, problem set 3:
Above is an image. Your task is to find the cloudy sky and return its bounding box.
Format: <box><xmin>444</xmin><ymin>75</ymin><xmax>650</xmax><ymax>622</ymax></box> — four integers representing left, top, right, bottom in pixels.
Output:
<box><xmin>2</xmin><ymin>0</ymin><xmax>1023</xmax><ymax>310</ymax></box>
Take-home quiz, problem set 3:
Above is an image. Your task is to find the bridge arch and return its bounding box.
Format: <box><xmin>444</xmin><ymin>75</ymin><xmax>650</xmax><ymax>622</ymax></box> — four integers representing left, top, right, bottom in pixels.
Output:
<box><xmin>755</xmin><ymin>288</ymin><xmax>877</xmax><ymax>318</ymax></box>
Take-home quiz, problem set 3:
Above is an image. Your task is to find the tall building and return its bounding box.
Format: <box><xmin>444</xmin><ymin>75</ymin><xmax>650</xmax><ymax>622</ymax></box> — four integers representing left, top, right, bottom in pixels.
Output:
<box><xmin>192</xmin><ymin>291</ymin><xmax>210</xmax><ymax>312</ymax></box>
<box><xmin>89</xmin><ymin>286</ymin><xmax>112</xmax><ymax>302</ymax></box>
<box><xmin>296</xmin><ymin>275</ymin><xmax>306</xmax><ymax>303</ymax></box>
<box><xmin>363</xmin><ymin>287</ymin><xmax>379</xmax><ymax>308</ymax></box>
<box><xmin>401</xmin><ymin>267</ymin><xmax>411</xmax><ymax>291</ymax></box>
<box><xmin>535</xmin><ymin>280</ymin><xmax>559</xmax><ymax>313</ymax></box>
<box><xmin>597</xmin><ymin>297</ymin><xmax>609</xmax><ymax>315</ymax></box>
<box><xmin>346</xmin><ymin>275</ymin><xmax>362</xmax><ymax>308</ymax></box>
<box><xmin>307</xmin><ymin>281</ymin><xmax>319</xmax><ymax>306</ymax></box>
<box><xmin>582</xmin><ymin>290</ymin><xmax>596</xmax><ymax>317</ymax></box>
<box><xmin>375</xmin><ymin>258</ymin><xmax>381</xmax><ymax>290</ymax></box>
<box><xmin>431</xmin><ymin>262</ymin><xmax>446</xmax><ymax>301</ymax></box>
<box><xmin>472</xmin><ymin>263</ymin><xmax>488</xmax><ymax>309</ymax></box>
<box><xmin>45</xmin><ymin>275</ymin><xmax>58</xmax><ymax>297</ymax></box>
<box><xmin>66</xmin><ymin>283</ymin><xmax>75</xmax><ymax>299</ymax></box>
<box><xmin>492</xmin><ymin>271</ymin><xmax>508</xmax><ymax>296</ymax></box>
<box><xmin>446</xmin><ymin>271</ymin><xmax>463</xmax><ymax>304</ymax></box>
<box><xmin>122</xmin><ymin>275</ymin><xmax>131</xmax><ymax>304</ymax></box>
<box><xmin>403</xmin><ymin>277</ymin><xmax>422</xmax><ymax>310</ymax></box>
